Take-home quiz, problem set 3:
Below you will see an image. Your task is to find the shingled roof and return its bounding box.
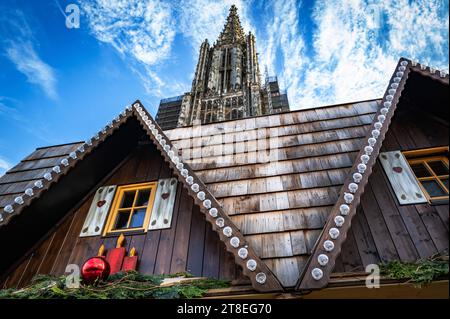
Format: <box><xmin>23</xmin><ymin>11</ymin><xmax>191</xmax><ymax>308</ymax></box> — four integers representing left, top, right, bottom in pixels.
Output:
<box><xmin>165</xmin><ymin>99</ymin><xmax>379</xmax><ymax>287</ymax></box>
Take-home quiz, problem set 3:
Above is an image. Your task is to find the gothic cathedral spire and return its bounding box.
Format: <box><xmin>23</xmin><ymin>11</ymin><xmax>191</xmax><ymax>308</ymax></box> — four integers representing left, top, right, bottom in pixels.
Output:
<box><xmin>172</xmin><ymin>5</ymin><xmax>290</xmax><ymax>127</ymax></box>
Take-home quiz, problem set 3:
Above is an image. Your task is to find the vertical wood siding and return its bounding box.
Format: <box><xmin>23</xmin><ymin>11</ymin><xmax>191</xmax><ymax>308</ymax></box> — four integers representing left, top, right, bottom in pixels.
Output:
<box><xmin>334</xmin><ymin>108</ymin><xmax>449</xmax><ymax>272</ymax></box>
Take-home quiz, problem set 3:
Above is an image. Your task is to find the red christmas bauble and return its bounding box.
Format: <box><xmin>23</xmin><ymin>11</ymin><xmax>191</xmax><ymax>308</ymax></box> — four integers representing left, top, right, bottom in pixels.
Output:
<box><xmin>81</xmin><ymin>257</ymin><xmax>110</xmax><ymax>285</ymax></box>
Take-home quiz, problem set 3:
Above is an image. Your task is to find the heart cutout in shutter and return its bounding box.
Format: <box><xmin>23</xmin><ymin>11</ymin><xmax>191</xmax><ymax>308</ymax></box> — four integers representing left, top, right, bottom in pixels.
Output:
<box><xmin>392</xmin><ymin>166</ymin><xmax>403</xmax><ymax>173</ymax></box>
<box><xmin>97</xmin><ymin>200</ymin><xmax>107</xmax><ymax>207</ymax></box>
<box><xmin>161</xmin><ymin>193</ymin><xmax>170</xmax><ymax>200</ymax></box>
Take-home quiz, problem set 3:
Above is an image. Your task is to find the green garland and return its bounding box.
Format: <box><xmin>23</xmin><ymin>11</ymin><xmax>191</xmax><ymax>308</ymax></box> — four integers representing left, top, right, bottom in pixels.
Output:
<box><xmin>0</xmin><ymin>271</ymin><xmax>230</xmax><ymax>299</ymax></box>
<box><xmin>380</xmin><ymin>255</ymin><xmax>449</xmax><ymax>286</ymax></box>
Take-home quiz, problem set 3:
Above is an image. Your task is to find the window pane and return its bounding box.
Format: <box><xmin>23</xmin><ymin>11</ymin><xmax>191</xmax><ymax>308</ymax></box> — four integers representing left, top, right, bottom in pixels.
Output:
<box><xmin>428</xmin><ymin>160</ymin><xmax>449</xmax><ymax>176</ymax></box>
<box><xmin>120</xmin><ymin>191</ymin><xmax>135</xmax><ymax>208</ymax></box>
<box><xmin>441</xmin><ymin>178</ymin><xmax>449</xmax><ymax>191</ymax></box>
<box><xmin>114</xmin><ymin>210</ymin><xmax>130</xmax><ymax>229</ymax></box>
<box><xmin>129</xmin><ymin>208</ymin><xmax>146</xmax><ymax>228</ymax></box>
<box><xmin>135</xmin><ymin>189</ymin><xmax>151</xmax><ymax>207</ymax></box>
<box><xmin>421</xmin><ymin>180</ymin><xmax>447</xmax><ymax>198</ymax></box>
<box><xmin>410</xmin><ymin>163</ymin><xmax>432</xmax><ymax>178</ymax></box>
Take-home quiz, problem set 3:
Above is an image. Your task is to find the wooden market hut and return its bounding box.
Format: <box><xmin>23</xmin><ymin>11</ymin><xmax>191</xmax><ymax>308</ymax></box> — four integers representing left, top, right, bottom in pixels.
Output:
<box><xmin>0</xmin><ymin>58</ymin><xmax>448</xmax><ymax>298</ymax></box>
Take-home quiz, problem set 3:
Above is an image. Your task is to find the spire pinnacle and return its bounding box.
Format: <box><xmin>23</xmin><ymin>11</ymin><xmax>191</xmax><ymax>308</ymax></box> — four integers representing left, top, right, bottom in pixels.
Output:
<box><xmin>217</xmin><ymin>5</ymin><xmax>245</xmax><ymax>45</ymax></box>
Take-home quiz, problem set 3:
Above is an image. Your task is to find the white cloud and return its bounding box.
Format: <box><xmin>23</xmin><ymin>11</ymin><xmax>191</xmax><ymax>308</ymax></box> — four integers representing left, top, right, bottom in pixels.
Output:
<box><xmin>79</xmin><ymin>0</ymin><xmax>176</xmax><ymax>96</ymax></box>
<box><xmin>261</xmin><ymin>0</ymin><xmax>449</xmax><ymax>110</ymax></box>
<box><xmin>78</xmin><ymin>0</ymin><xmax>448</xmax><ymax>109</ymax></box>
<box><xmin>257</xmin><ymin>0</ymin><xmax>308</xmax><ymax>107</ymax></box>
<box><xmin>0</xmin><ymin>157</ymin><xmax>12</xmax><ymax>177</ymax></box>
<box><xmin>5</xmin><ymin>42</ymin><xmax>58</xmax><ymax>100</ymax></box>
<box><xmin>176</xmin><ymin>0</ymin><xmax>255</xmax><ymax>50</ymax></box>
<box><xmin>1</xmin><ymin>10</ymin><xmax>58</xmax><ymax>100</ymax></box>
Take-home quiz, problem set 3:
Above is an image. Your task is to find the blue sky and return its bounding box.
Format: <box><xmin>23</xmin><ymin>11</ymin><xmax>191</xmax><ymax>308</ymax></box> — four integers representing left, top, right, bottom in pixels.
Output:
<box><xmin>0</xmin><ymin>0</ymin><xmax>448</xmax><ymax>175</ymax></box>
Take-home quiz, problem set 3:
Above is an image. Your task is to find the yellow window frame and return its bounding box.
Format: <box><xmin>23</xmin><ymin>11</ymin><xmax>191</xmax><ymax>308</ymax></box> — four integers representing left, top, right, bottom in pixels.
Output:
<box><xmin>405</xmin><ymin>148</ymin><xmax>449</xmax><ymax>204</ymax></box>
<box><xmin>103</xmin><ymin>182</ymin><xmax>157</xmax><ymax>236</ymax></box>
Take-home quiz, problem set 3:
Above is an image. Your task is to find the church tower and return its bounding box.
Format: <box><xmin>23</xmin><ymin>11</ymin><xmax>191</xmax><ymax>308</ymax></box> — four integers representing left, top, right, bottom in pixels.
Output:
<box><xmin>156</xmin><ymin>5</ymin><xmax>289</xmax><ymax>129</ymax></box>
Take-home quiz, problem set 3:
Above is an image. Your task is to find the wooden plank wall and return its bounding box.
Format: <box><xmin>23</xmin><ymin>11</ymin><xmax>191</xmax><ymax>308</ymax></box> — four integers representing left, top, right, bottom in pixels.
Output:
<box><xmin>334</xmin><ymin>107</ymin><xmax>449</xmax><ymax>272</ymax></box>
<box><xmin>1</xmin><ymin>145</ymin><xmax>241</xmax><ymax>288</ymax></box>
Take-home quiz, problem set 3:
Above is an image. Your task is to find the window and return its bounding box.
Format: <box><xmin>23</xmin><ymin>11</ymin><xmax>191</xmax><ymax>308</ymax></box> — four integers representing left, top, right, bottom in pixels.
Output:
<box><xmin>405</xmin><ymin>147</ymin><xmax>449</xmax><ymax>204</ymax></box>
<box><xmin>103</xmin><ymin>182</ymin><xmax>157</xmax><ymax>235</ymax></box>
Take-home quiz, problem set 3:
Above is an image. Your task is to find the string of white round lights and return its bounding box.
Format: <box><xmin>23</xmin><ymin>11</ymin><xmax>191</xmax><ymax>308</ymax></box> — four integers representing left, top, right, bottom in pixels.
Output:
<box><xmin>131</xmin><ymin>102</ymin><xmax>269</xmax><ymax>285</ymax></box>
<box><xmin>309</xmin><ymin>60</ymin><xmax>409</xmax><ymax>281</ymax></box>
<box><xmin>0</xmin><ymin>104</ymin><xmax>133</xmax><ymax>225</ymax></box>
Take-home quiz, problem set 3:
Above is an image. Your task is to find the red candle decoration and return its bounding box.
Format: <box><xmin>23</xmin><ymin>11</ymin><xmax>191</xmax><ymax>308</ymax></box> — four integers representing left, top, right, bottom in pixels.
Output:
<box><xmin>122</xmin><ymin>247</ymin><xmax>138</xmax><ymax>271</ymax></box>
<box><xmin>81</xmin><ymin>257</ymin><xmax>110</xmax><ymax>285</ymax></box>
<box><xmin>106</xmin><ymin>234</ymin><xmax>126</xmax><ymax>274</ymax></box>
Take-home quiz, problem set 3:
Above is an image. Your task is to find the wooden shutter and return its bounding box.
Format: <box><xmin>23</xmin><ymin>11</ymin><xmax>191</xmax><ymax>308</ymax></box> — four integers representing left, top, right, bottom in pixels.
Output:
<box><xmin>79</xmin><ymin>185</ymin><xmax>117</xmax><ymax>237</ymax></box>
<box><xmin>149</xmin><ymin>178</ymin><xmax>178</xmax><ymax>230</ymax></box>
<box><xmin>379</xmin><ymin>151</ymin><xmax>427</xmax><ymax>205</ymax></box>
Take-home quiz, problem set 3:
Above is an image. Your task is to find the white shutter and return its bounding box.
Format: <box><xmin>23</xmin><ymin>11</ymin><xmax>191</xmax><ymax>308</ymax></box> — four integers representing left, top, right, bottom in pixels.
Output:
<box><xmin>79</xmin><ymin>185</ymin><xmax>117</xmax><ymax>237</ymax></box>
<box><xmin>149</xmin><ymin>178</ymin><xmax>178</xmax><ymax>230</ymax></box>
<box><xmin>379</xmin><ymin>151</ymin><xmax>427</xmax><ymax>205</ymax></box>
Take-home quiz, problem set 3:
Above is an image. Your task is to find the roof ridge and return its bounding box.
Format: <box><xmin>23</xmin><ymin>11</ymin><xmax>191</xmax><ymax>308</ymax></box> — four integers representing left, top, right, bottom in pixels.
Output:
<box><xmin>296</xmin><ymin>58</ymin><xmax>449</xmax><ymax>290</ymax></box>
<box><xmin>166</xmin><ymin>98</ymin><xmax>381</xmax><ymax>131</ymax></box>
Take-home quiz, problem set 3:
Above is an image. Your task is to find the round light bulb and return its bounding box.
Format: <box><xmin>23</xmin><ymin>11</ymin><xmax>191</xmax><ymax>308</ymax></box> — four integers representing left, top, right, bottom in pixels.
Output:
<box><xmin>209</xmin><ymin>207</ymin><xmax>218</xmax><ymax>218</ymax></box>
<box><xmin>329</xmin><ymin>227</ymin><xmax>340</xmax><ymax>239</ymax></box>
<box><xmin>255</xmin><ymin>272</ymin><xmax>267</xmax><ymax>284</ymax></box>
<box><xmin>372</xmin><ymin>129</ymin><xmax>380</xmax><ymax>138</ymax></box>
<box><xmin>312</xmin><ymin>268</ymin><xmax>323</xmax><ymax>280</ymax></box>
<box><xmin>318</xmin><ymin>254</ymin><xmax>329</xmax><ymax>266</ymax></box>
<box><xmin>245</xmin><ymin>259</ymin><xmax>257</xmax><ymax>271</ymax></box>
<box><xmin>4</xmin><ymin>205</ymin><xmax>14</xmax><ymax>214</ymax></box>
<box><xmin>334</xmin><ymin>215</ymin><xmax>345</xmax><ymax>227</ymax></box>
<box><xmin>197</xmin><ymin>191</ymin><xmax>205</xmax><ymax>200</ymax></box>
<box><xmin>216</xmin><ymin>218</ymin><xmax>225</xmax><ymax>228</ymax></box>
<box><xmin>357</xmin><ymin>163</ymin><xmax>367</xmax><ymax>173</ymax></box>
<box><xmin>374</xmin><ymin>122</ymin><xmax>382</xmax><ymax>130</ymax></box>
<box><xmin>203</xmin><ymin>199</ymin><xmax>212</xmax><ymax>209</ymax></box>
<box><xmin>364</xmin><ymin>145</ymin><xmax>374</xmax><ymax>155</ymax></box>
<box><xmin>348</xmin><ymin>182</ymin><xmax>358</xmax><ymax>193</ymax></box>
<box><xmin>377</xmin><ymin>115</ymin><xmax>386</xmax><ymax>123</ymax></box>
<box><xmin>324</xmin><ymin>240</ymin><xmax>335</xmax><ymax>252</ymax></box>
<box><xmin>238</xmin><ymin>248</ymin><xmax>248</xmax><ymax>259</ymax></box>
<box><xmin>34</xmin><ymin>180</ymin><xmax>43</xmax><ymax>189</ymax></box>
<box><xmin>61</xmin><ymin>158</ymin><xmax>69</xmax><ymax>167</ymax></box>
<box><xmin>223</xmin><ymin>226</ymin><xmax>232</xmax><ymax>237</ymax></box>
<box><xmin>361</xmin><ymin>154</ymin><xmax>370</xmax><ymax>164</ymax></box>
<box><xmin>353</xmin><ymin>172</ymin><xmax>362</xmax><ymax>183</ymax></box>
<box><xmin>339</xmin><ymin>204</ymin><xmax>350</xmax><ymax>215</ymax></box>
<box><xmin>230</xmin><ymin>237</ymin><xmax>240</xmax><ymax>248</ymax></box>
<box><xmin>344</xmin><ymin>192</ymin><xmax>354</xmax><ymax>204</ymax></box>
